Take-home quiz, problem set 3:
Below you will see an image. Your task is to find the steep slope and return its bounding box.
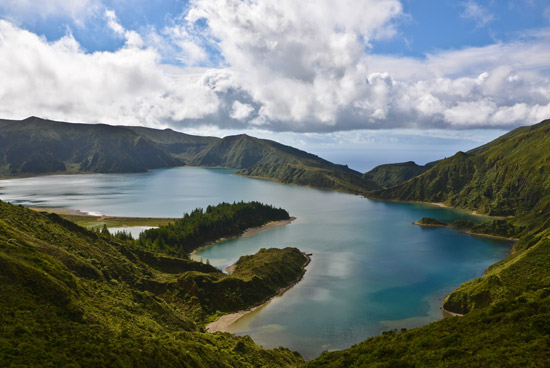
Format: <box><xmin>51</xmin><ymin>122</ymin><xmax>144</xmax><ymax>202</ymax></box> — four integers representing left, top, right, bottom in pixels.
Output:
<box><xmin>0</xmin><ymin>117</ymin><xmax>182</xmax><ymax>175</ymax></box>
<box><xmin>127</xmin><ymin>126</ymin><xmax>219</xmax><ymax>161</ymax></box>
<box><xmin>373</xmin><ymin>119</ymin><xmax>550</xmax><ymax>216</ymax></box>
<box><xmin>0</xmin><ymin>200</ymin><xmax>306</xmax><ymax>367</ymax></box>
<box><xmin>192</xmin><ymin>134</ymin><xmax>379</xmax><ymax>192</ymax></box>
<box><xmin>363</xmin><ymin>161</ymin><xmax>437</xmax><ymax>189</ymax></box>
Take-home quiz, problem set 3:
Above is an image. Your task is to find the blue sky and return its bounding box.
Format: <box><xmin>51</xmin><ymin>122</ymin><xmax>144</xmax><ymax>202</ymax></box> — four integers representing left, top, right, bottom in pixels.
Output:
<box><xmin>10</xmin><ymin>0</ymin><xmax>550</xmax><ymax>63</ymax></box>
<box><xmin>0</xmin><ymin>0</ymin><xmax>549</xmax><ymax>170</ymax></box>
<box><xmin>374</xmin><ymin>0</ymin><xmax>550</xmax><ymax>57</ymax></box>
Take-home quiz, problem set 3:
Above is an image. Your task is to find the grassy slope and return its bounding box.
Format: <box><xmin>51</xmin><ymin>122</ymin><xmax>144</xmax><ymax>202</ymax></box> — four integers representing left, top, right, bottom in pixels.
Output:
<box><xmin>127</xmin><ymin>126</ymin><xmax>218</xmax><ymax>161</ymax></box>
<box><xmin>193</xmin><ymin>134</ymin><xmax>378</xmax><ymax>193</ymax></box>
<box><xmin>308</xmin><ymin>120</ymin><xmax>550</xmax><ymax>367</ymax></box>
<box><xmin>373</xmin><ymin>119</ymin><xmax>550</xmax><ymax>217</ymax></box>
<box><xmin>0</xmin><ymin>201</ymin><xmax>306</xmax><ymax>367</ymax></box>
<box><xmin>363</xmin><ymin>161</ymin><xmax>437</xmax><ymax>189</ymax></box>
<box><xmin>0</xmin><ymin>117</ymin><xmax>186</xmax><ymax>176</ymax></box>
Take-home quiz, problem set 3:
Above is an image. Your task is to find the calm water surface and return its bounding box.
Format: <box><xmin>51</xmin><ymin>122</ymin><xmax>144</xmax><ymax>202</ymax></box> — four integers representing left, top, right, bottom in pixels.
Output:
<box><xmin>0</xmin><ymin>168</ymin><xmax>511</xmax><ymax>359</ymax></box>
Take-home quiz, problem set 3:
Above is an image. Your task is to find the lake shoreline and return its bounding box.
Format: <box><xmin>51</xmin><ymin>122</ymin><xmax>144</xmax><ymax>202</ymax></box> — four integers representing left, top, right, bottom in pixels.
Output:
<box><xmin>29</xmin><ymin>208</ymin><xmax>178</xmax><ymax>229</ymax></box>
<box><xmin>206</xmin><ymin>252</ymin><xmax>312</xmax><ymax>333</ymax></box>
<box><xmin>189</xmin><ymin>217</ymin><xmax>296</xmax><ymax>259</ymax></box>
<box><xmin>365</xmin><ymin>198</ymin><xmax>504</xmax><ymax>221</ymax></box>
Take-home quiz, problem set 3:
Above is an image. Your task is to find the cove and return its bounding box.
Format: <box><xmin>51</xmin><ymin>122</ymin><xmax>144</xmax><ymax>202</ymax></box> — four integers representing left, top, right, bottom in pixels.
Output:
<box><xmin>0</xmin><ymin>167</ymin><xmax>512</xmax><ymax>360</ymax></box>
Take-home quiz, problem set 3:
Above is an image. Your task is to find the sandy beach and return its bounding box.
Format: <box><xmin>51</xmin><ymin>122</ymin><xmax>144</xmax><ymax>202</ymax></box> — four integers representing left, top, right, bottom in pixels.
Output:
<box><xmin>441</xmin><ymin>306</ymin><xmax>464</xmax><ymax>317</ymax></box>
<box><xmin>190</xmin><ymin>217</ymin><xmax>296</xmax><ymax>259</ymax></box>
<box><xmin>207</xmin><ymin>252</ymin><xmax>311</xmax><ymax>333</ymax></box>
<box><xmin>241</xmin><ymin>217</ymin><xmax>296</xmax><ymax>238</ymax></box>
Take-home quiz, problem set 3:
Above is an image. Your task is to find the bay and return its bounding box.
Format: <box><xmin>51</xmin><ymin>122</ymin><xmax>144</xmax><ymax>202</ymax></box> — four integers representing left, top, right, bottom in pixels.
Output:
<box><xmin>0</xmin><ymin>167</ymin><xmax>511</xmax><ymax>359</ymax></box>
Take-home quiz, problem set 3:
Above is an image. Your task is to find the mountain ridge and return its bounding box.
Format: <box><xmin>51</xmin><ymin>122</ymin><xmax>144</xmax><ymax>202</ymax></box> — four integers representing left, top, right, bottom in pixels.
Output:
<box><xmin>0</xmin><ymin>116</ymin><xmax>378</xmax><ymax>193</ymax></box>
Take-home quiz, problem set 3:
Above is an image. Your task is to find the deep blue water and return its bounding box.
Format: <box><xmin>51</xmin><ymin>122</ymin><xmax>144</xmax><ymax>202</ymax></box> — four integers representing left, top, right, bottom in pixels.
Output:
<box><xmin>0</xmin><ymin>168</ymin><xmax>511</xmax><ymax>359</ymax></box>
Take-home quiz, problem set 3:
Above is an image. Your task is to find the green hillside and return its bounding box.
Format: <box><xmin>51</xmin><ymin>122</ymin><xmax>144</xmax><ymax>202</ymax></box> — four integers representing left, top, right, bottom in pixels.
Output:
<box><xmin>127</xmin><ymin>126</ymin><xmax>218</xmax><ymax>161</ymax></box>
<box><xmin>0</xmin><ymin>200</ymin><xmax>306</xmax><ymax>367</ymax></box>
<box><xmin>0</xmin><ymin>117</ymin><xmax>184</xmax><ymax>175</ymax></box>
<box><xmin>363</xmin><ymin>161</ymin><xmax>437</xmax><ymax>189</ymax></box>
<box><xmin>0</xmin><ymin>117</ymin><xmax>377</xmax><ymax>193</ymax></box>
<box><xmin>191</xmin><ymin>134</ymin><xmax>379</xmax><ymax>193</ymax></box>
<box><xmin>373</xmin><ymin>119</ymin><xmax>550</xmax><ymax>217</ymax></box>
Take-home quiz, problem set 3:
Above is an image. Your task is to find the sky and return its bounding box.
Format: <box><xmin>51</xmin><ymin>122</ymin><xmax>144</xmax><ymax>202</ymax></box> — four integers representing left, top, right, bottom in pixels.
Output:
<box><xmin>0</xmin><ymin>0</ymin><xmax>549</xmax><ymax>171</ymax></box>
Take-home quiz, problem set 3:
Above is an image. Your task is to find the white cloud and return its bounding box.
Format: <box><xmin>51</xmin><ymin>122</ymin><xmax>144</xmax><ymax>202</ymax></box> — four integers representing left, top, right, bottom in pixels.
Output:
<box><xmin>104</xmin><ymin>9</ymin><xmax>143</xmax><ymax>48</ymax></box>
<box><xmin>230</xmin><ymin>101</ymin><xmax>254</xmax><ymax>120</ymax></box>
<box><xmin>185</xmin><ymin>0</ymin><xmax>403</xmax><ymax>129</ymax></box>
<box><xmin>0</xmin><ymin>20</ymin><xmax>218</xmax><ymax>126</ymax></box>
<box><xmin>161</xmin><ymin>24</ymin><xmax>208</xmax><ymax>65</ymax></box>
<box><xmin>460</xmin><ymin>1</ymin><xmax>495</xmax><ymax>28</ymax></box>
<box><xmin>105</xmin><ymin>9</ymin><xmax>124</xmax><ymax>36</ymax></box>
<box><xmin>0</xmin><ymin>0</ymin><xmax>549</xmax><ymax>133</ymax></box>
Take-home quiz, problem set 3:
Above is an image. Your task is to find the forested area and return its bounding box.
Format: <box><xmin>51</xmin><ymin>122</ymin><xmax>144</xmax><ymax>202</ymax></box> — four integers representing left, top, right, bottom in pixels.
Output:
<box><xmin>139</xmin><ymin>201</ymin><xmax>290</xmax><ymax>256</ymax></box>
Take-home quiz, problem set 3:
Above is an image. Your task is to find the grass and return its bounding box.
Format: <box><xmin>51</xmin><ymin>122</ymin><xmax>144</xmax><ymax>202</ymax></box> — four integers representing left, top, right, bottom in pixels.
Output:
<box><xmin>0</xmin><ymin>200</ymin><xmax>306</xmax><ymax>367</ymax></box>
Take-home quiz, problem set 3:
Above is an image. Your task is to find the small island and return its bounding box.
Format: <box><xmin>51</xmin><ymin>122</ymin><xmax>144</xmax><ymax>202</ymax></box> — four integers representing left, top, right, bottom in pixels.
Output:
<box><xmin>413</xmin><ymin>217</ymin><xmax>448</xmax><ymax>227</ymax></box>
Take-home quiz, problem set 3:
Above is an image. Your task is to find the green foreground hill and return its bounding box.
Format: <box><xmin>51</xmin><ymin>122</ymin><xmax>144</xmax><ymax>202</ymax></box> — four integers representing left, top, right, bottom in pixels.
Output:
<box><xmin>0</xmin><ymin>116</ymin><xmax>377</xmax><ymax>193</ymax></box>
<box><xmin>0</xmin><ymin>200</ymin><xmax>307</xmax><ymax>367</ymax></box>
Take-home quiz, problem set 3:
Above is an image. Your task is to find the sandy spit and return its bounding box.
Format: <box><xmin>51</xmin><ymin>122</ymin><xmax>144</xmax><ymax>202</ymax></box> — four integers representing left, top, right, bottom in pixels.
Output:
<box><xmin>206</xmin><ymin>253</ymin><xmax>311</xmax><ymax>333</ymax></box>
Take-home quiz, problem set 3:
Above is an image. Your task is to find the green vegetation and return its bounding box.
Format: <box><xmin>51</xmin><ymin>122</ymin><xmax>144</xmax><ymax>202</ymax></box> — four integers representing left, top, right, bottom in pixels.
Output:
<box><xmin>363</xmin><ymin>161</ymin><xmax>437</xmax><ymax>189</ymax></box>
<box><xmin>139</xmin><ymin>201</ymin><xmax>290</xmax><ymax>257</ymax></box>
<box><xmin>0</xmin><ymin>117</ymin><xmax>187</xmax><ymax>175</ymax></box>
<box><xmin>0</xmin><ymin>117</ymin><xmax>378</xmax><ymax>193</ymax></box>
<box><xmin>373</xmin><ymin>119</ymin><xmax>550</xmax><ymax>217</ymax></box>
<box><xmin>449</xmin><ymin>219</ymin><xmax>474</xmax><ymax>229</ymax></box>
<box><xmin>0</xmin><ymin>200</ymin><xmax>306</xmax><ymax>367</ymax></box>
<box><xmin>413</xmin><ymin>217</ymin><xmax>448</xmax><ymax>227</ymax></box>
<box><xmin>5</xmin><ymin>116</ymin><xmax>550</xmax><ymax>366</ymax></box>
<box><xmin>192</xmin><ymin>134</ymin><xmax>379</xmax><ymax>192</ymax></box>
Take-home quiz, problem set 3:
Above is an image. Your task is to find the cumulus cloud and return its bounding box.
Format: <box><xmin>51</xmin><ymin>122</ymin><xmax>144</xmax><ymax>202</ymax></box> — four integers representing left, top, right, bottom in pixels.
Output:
<box><xmin>0</xmin><ymin>0</ymin><xmax>549</xmax><ymax>132</ymax></box>
<box><xmin>0</xmin><ymin>20</ymin><xmax>218</xmax><ymax>126</ymax></box>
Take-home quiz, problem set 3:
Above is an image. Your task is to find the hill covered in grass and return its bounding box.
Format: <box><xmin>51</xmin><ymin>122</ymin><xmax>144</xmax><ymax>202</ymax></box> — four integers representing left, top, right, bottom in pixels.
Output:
<box><xmin>0</xmin><ymin>117</ymin><xmax>187</xmax><ymax>175</ymax></box>
<box><xmin>0</xmin><ymin>116</ymin><xmax>378</xmax><ymax>193</ymax></box>
<box><xmin>372</xmin><ymin>119</ymin><xmax>550</xmax><ymax>217</ymax></box>
<box><xmin>363</xmin><ymin>161</ymin><xmax>436</xmax><ymax>189</ymax></box>
<box><xmin>191</xmin><ymin>134</ymin><xmax>379</xmax><ymax>193</ymax></box>
<box><xmin>0</xmin><ymin>200</ymin><xmax>307</xmax><ymax>367</ymax></box>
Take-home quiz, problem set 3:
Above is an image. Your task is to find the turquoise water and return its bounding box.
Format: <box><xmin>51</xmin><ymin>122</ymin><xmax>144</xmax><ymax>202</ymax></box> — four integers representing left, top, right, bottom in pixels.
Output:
<box><xmin>0</xmin><ymin>168</ymin><xmax>512</xmax><ymax>359</ymax></box>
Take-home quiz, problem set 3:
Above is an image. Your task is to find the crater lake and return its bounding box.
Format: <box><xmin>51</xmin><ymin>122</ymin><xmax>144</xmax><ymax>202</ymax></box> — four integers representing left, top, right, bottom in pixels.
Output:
<box><xmin>0</xmin><ymin>167</ymin><xmax>512</xmax><ymax>359</ymax></box>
